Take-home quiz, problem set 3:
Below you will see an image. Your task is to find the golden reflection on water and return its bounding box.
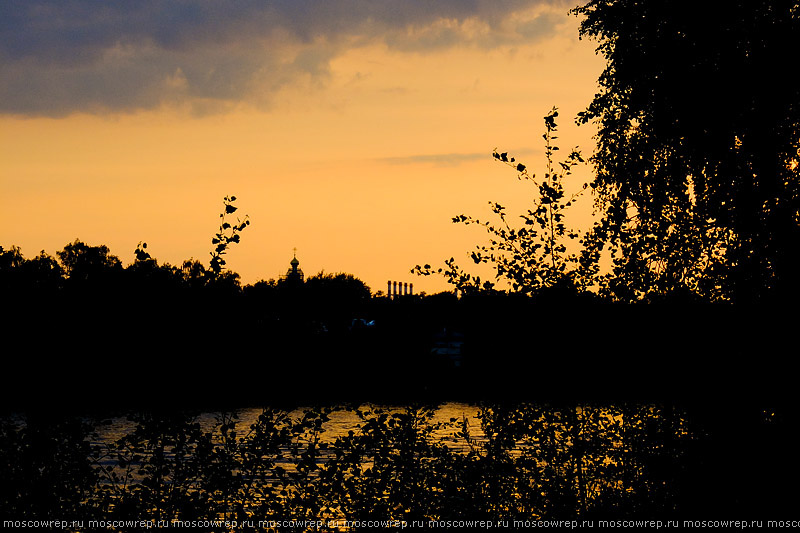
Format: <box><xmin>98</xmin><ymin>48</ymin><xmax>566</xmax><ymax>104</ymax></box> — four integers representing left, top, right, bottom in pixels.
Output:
<box><xmin>84</xmin><ymin>402</ymin><xmax>690</xmax><ymax>526</ymax></box>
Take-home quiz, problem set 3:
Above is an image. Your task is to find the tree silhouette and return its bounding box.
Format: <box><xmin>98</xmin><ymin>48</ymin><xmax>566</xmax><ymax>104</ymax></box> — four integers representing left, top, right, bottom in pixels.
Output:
<box><xmin>21</xmin><ymin>251</ymin><xmax>64</xmax><ymax>292</ymax></box>
<box><xmin>56</xmin><ymin>239</ymin><xmax>122</xmax><ymax>283</ymax></box>
<box><xmin>0</xmin><ymin>246</ymin><xmax>63</xmax><ymax>293</ymax></box>
<box><xmin>304</xmin><ymin>272</ymin><xmax>371</xmax><ymax>302</ymax></box>
<box><xmin>572</xmin><ymin>0</ymin><xmax>800</xmax><ymax>303</ymax></box>
<box><xmin>0</xmin><ymin>245</ymin><xmax>24</xmax><ymax>270</ymax></box>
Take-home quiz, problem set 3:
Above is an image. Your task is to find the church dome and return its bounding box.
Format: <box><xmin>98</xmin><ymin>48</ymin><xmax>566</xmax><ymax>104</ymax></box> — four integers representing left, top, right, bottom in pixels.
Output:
<box><xmin>283</xmin><ymin>250</ymin><xmax>304</xmax><ymax>283</ymax></box>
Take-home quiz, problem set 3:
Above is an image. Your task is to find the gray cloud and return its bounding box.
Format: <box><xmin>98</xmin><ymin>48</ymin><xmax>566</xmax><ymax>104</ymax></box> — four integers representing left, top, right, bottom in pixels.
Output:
<box><xmin>0</xmin><ymin>0</ymin><xmax>572</xmax><ymax>116</ymax></box>
<box><xmin>378</xmin><ymin>152</ymin><xmax>488</xmax><ymax>166</ymax></box>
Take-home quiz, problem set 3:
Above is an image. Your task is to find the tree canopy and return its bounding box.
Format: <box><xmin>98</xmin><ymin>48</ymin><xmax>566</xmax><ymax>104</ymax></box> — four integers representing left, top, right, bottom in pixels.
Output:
<box><xmin>572</xmin><ymin>0</ymin><xmax>800</xmax><ymax>302</ymax></box>
<box><xmin>56</xmin><ymin>239</ymin><xmax>122</xmax><ymax>283</ymax></box>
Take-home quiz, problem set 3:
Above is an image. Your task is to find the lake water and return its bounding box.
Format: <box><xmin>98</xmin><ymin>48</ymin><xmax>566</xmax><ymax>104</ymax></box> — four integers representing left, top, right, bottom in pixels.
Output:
<box><xmin>4</xmin><ymin>402</ymin><xmax>703</xmax><ymax>520</ymax></box>
<box><xmin>91</xmin><ymin>402</ymin><xmax>486</xmax><ymax>450</ymax></box>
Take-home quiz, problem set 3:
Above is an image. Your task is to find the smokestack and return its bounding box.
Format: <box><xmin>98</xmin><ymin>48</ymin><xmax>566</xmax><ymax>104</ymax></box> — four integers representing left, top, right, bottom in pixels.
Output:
<box><xmin>387</xmin><ymin>280</ymin><xmax>392</xmax><ymax>298</ymax></box>
<box><xmin>409</xmin><ymin>283</ymin><xmax>413</xmax><ymax>295</ymax></box>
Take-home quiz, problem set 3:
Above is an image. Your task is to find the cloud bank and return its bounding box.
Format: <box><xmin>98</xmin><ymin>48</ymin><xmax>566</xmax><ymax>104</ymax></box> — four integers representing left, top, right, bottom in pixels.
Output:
<box><xmin>0</xmin><ymin>0</ymin><xmax>572</xmax><ymax>116</ymax></box>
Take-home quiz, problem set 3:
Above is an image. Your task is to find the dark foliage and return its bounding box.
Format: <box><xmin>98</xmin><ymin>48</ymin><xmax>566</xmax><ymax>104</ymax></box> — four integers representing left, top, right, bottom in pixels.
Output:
<box><xmin>572</xmin><ymin>0</ymin><xmax>800</xmax><ymax>303</ymax></box>
<box><xmin>413</xmin><ymin>108</ymin><xmax>594</xmax><ymax>297</ymax></box>
<box><xmin>209</xmin><ymin>196</ymin><xmax>250</xmax><ymax>276</ymax></box>
<box><xmin>3</xmin><ymin>402</ymin><xmax>796</xmax><ymax>530</ymax></box>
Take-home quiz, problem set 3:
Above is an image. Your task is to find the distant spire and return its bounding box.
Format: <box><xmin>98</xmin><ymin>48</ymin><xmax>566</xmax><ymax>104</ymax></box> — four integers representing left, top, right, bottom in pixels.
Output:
<box><xmin>285</xmin><ymin>248</ymin><xmax>303</xmax><ymax>283</ymax></box>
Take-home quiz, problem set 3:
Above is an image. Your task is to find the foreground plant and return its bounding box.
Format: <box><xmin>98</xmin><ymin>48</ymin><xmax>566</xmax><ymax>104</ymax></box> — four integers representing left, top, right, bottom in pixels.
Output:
<box><xmin>413</xmin><ymin>107</ymin><xmax>594</xmax><ymax>295</ymax></box>
<box><xmin>210</xmin><ymin>195</ymin><xmax>250</xmax><ymax>276</ymax></box>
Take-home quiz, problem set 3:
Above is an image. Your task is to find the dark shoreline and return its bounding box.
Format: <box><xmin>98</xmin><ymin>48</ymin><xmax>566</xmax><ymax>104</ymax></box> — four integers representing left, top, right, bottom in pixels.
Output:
<box><xmin>5</xmin><ymin>302</ymin><xmax>793</xmax><ymax>410</ymax></box>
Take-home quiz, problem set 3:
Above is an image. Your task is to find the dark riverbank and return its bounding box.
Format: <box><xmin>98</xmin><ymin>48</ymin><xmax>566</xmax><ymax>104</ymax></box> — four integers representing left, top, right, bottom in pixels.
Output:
<box><xmin>3</xmin><ymin>290</ymin><xmax>793</xmax><ymax>410</ymax></box>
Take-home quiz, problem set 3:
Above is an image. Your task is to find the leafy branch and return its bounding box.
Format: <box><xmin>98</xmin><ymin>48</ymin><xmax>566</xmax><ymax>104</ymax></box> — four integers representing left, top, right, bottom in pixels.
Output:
<box><xmin>133</xmin><ymin>241</ymin><xmax>152</xmax><ymax>263</ymax></box>
<box><xmin>413</xmin><ymin>107</ymin><xmax>591</xmax><ymax>295</ymax></box>
<box><xmin>209</xmin><ymin>195</ymin><xmax>250</xmax><ymax>276</ymax></box>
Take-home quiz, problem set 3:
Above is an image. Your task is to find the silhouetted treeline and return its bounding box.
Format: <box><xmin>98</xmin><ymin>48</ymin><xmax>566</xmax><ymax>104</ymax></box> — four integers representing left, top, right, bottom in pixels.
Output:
<box><xmin>1</xmin><ymin>241</ymin><xmax>375</xmax><ymax>409</ymax></box>
<box><xmin>2</xmin><ymin>241</ymin><xmax>793</xmax><ymax>411</ymax></box>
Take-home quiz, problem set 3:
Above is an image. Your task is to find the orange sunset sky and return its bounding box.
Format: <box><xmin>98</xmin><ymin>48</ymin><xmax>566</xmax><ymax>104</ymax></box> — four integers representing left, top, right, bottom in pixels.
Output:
<box><xmin>0</xmin><ymin>0</ymin><xmax>604</xmax><ymax>294</ymax></box>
